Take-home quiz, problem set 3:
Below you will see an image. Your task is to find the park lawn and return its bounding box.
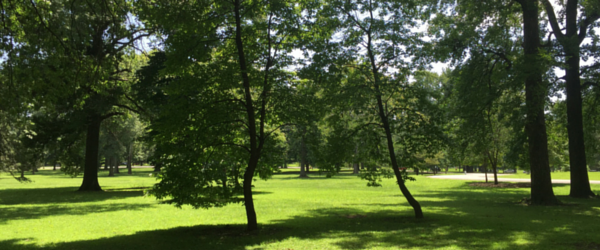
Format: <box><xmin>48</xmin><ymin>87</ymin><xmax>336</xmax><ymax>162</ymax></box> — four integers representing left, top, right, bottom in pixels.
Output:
<box><xmin>0</xmin><ymin>169</ymin><xmax>599</xmax><ymax>250</ymax></box>
<box><xmin>498</xmin><ymin>171</ymin><xmax>600</xmax><ymax>181</ymax></box>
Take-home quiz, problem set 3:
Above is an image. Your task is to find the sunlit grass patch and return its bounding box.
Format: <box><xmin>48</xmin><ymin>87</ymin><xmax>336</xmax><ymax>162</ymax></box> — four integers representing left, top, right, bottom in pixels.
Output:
<box><xmin>0</xmin><ymin>168</ymin><xmax>599</xmax><ymax>249</ymax></box>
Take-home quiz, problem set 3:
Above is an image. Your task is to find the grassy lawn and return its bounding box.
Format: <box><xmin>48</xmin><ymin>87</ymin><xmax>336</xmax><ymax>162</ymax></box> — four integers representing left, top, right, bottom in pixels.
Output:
<box><xmin>1</xmin><ymin>169</ymin><xmax>599</xmax><ymax>250</ymax></box>
<box><xmin>496</xmin><ymin>171</ymin><xmax>600</xmax><ymax>181</ymax></box>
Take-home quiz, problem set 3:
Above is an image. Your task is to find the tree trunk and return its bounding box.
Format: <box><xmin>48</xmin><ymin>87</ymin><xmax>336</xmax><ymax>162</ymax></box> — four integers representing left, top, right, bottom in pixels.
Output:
<box><xmin>243</xmin><ymin>156</ymin><xmax>258</xmax><ymax>231</ymax></box>
<box><xmin>114</xmin><ymin>157</ymin><xmax>120</xmax><ymax>174</ymax></box>
<box><xmin>414</xmin><ymin>168</ymin><xmax>419</xmax><ymax>175</ymax></box>
<box><xmin>353</xmin><ymin>144</ymin><xmax>359</xmax><ymax>174</ymax></box>
<box><xmin>542</xmin><ymin>0</ymin><xmax>595</xmax><ymax>199</ymax></box>
<box><xmin>564</xmin><ymin>32</ymin><xmax>594</xmax><ymax>198</ymax></box>
<box><xmin>108</xmin><ymin>156</ymin><xmax>115</xmax><ymax>177</ymax></box>
<box><xmin>20</xmin><ymin>170</ymin><xmax>24</xmax><ymax>178</ymax></box>
<box><xmin>234</xmin><ymin>0</ymin><xmax>261</xmax><ymax>231</ymax></box>
<box><xmin>127</xmin><ymin>144</ymin><xmax>133</xmax><ymax>175</ymax></box>
<box><xmin>361</xmin><ymin>162</ymin><xmax>365</xmax><ymax>170</ymax></box>
<box><xmin>366</xmin><ymin>32</ymin><xmax>422</xmax><ymax>218</ymax></box>
<box><xmin>78</xmin><ymin>116</ymin><xmax>102</xmax><ymax>191</ymax></box>
<box><xmin>299</xmin><ymin>136</ymin><xmax>308</xmax><ymax>178</ymax></box>
<box><xmin>484</xmin><ymin>158</ymin><xmax>488</xmax><ymax>183</ymax></box>
<box><xmin>521</xmin><ymin>0</ymin><xmax>559</xmax><ymax>205</ymax></box>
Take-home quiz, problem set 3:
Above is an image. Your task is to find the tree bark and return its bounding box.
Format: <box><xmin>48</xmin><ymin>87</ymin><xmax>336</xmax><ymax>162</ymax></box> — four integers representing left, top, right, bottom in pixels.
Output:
<box><xmin>521</xmin><ymin>0</ymin><xmax>559</xmax><ymax>205</ymax></box>
<box><xmin>78</xmin><ymin>115</ymin><xmax>102</xmax><ymax>191</ymax></box>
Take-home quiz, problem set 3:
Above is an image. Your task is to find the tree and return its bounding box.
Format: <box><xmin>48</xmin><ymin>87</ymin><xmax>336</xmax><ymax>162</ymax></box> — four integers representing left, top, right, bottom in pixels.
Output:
<box><xmin>433</xmin><ymin>0</ymin><xmax>560</xmax><ymax>205</ymax></box>
<box><xmin>448</xmin><ymin>50</ymin><xmax>514</xmax><ymax>184</ymax></box>
<box><xmin>304</xmin><ymin>0</ymin><xmax>446</xmax><ymax>218</ymax></box>
<box><xmin>541</xmin><ymin>0</ymin><xmax>599</xmax><ymax>198</ymax></box>
<box><xmin>2</xmin><ymin>0</ymin><xmax>150</xmax><ymax>191</ymax></box>
<box><xmin>136</xmin><ymin>0</ymin><xmax>304</xmax><ymax>231</ymax></box>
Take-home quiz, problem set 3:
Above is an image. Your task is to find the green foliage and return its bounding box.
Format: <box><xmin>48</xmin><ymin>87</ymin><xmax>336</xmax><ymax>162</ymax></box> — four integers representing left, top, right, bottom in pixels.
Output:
<box><xmin>136</xmin><ymin>0</ymin><xmax>306</xmax><ymax>209</ymax></box>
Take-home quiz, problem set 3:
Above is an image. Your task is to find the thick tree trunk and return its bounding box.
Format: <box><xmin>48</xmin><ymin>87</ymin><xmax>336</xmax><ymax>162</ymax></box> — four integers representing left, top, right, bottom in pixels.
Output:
<box><xmin>542</xmin><ymin>0</ymin><xmax>595</xmax><ymax>198</ymax></box>
<box><xmin>521</xmin><ymin>0</ymin><xmax>559</xmax><ymax>205</ymax></box>
<box><xmin>564</xmin><ymin>39</ymin><xmax>594</xmax><ymax>198</ymax></box>
<box><xmin>78</xmin><ymin>116</ymin><xmax>102</xmax><ymax>191</ymax></box>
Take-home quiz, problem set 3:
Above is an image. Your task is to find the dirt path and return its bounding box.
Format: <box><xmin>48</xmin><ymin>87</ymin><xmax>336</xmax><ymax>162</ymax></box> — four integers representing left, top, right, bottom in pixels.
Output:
<box><xmin>428</xmin><ymin>173</ymin><xmax>600</xmax><ymax>184</ymax></box>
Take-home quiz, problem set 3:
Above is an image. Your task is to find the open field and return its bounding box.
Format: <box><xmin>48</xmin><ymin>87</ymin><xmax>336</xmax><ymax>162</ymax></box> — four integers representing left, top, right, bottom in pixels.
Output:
<box><xmin>1</xmin><ymin>169</ymin><xmax>600</xmax><ymax>250</ymax></box>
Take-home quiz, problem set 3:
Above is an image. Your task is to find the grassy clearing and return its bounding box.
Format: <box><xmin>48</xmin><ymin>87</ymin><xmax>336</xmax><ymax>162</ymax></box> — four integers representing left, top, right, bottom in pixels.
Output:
<box><xmin>1</xmin><ymin>169</ymin><xmax>599</xmax><ymax>250</ymax></box>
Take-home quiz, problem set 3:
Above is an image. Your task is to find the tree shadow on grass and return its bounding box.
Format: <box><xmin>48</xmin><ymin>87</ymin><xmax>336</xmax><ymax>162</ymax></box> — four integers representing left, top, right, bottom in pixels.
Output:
<box><xmin>0</xmin><ymin>187</ymin><xmax>144</xmax><ymax>205</ymax></box>
<box><xmin>1</xmin><ymin>183</ymin><xmax>599</xmax><ymax>250</ymax></box>
<box><xmin>0</xmin><ymin>202</ymin><xmax>153</xmax><ymax>225</ymax></box>
<box><xmin>1</xmin><ymin>205</ymin><xmax>596</xmax><ymax>250</ymax></box>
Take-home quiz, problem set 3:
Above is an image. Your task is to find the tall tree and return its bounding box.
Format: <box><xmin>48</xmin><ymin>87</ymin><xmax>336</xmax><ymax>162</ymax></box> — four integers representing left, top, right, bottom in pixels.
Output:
<box><xmin>305</xmin><ymin>0</ymin><xmax>445</xmax><ymax>218</ymax></box>
<box><xmin>2</xmin><ymin>0</ymin><xmax>149</xmax><ymax>191</ymax></box>
<box><xmin>541</xmin><ymin>0</ymin><xmax>599</xmax><ymax>198</ymax></box>
<box><xmin>137</xmin><ymin>0</ymin><xmax>303</xmax><ymax>231</ymax></box>
<box><xmin>433</xmin><ymin>0</ymin><xmax>560</xmax><ymax>204</ymax></box>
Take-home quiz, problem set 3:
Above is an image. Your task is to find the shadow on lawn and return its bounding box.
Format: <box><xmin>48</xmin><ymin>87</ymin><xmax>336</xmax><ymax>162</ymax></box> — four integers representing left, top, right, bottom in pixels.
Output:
<box><xmin>0</xmin><ymin>187</ymin><xmax>144</xmax><ymax>205</ymax></box>
<box><xmin>1</xmin><ymin>181</ymin><xmax>598</xmax><ymax>250</ymax></box>
<box><xmin>0</xmin><ymin>205</ymin><xmax>596</xmax><ymax>250</ymax></box>
<box><xmin>0</xmin><ymin>202</ymin><xmax>152</xmax><ymax>225</ymax></box>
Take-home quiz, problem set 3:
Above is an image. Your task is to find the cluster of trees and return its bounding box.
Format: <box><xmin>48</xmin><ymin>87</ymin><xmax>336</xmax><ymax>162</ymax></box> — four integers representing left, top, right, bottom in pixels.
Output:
<box><xmin>1</xmin><ymin>0</ymin><xmax>599</xmax><ymax>231</ymax></box>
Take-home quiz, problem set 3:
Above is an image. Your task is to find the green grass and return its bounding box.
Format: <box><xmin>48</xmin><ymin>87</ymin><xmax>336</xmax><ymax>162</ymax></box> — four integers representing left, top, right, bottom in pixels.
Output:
<box><xmin>1</xmin><ymin>169</ymin><xmax>600</xmax><ymax>250</ymax></box>
<box><xmin>497</xmin><ymin>171</ymin><xmax>600</xmax><ymax>180</ymax></box>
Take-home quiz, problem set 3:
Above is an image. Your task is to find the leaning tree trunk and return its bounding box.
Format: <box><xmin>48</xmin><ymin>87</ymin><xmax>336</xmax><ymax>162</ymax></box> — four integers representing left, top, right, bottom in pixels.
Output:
<box><xmin>79</xmin><ymin>115</ymin><xmax>102</xmax><ymax>191</ymax></box>
<box><xmin>521</xmin><ymin>0</ymin><xmax>559</xmax><ymax>205</ymax></box>
<box><xmin>367</xmin><ymin>37</ymin><xmax>423</xmax><ymax>218</ymax></box>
